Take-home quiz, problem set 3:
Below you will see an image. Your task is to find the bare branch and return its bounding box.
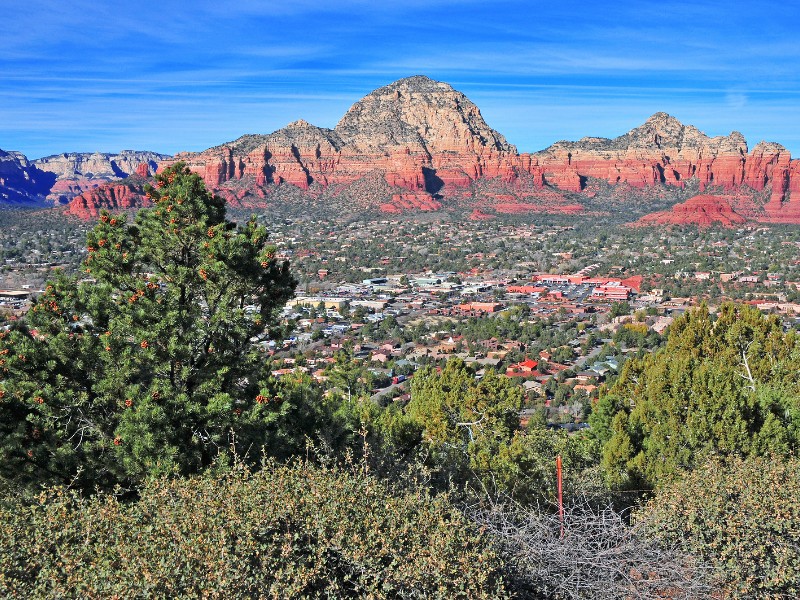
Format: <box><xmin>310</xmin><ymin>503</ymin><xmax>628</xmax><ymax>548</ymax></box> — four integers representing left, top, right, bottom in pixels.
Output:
<box><xmin>468</xmin><ymin>497</ymin><xmax>714</xmax><ymax>599</ymax></box>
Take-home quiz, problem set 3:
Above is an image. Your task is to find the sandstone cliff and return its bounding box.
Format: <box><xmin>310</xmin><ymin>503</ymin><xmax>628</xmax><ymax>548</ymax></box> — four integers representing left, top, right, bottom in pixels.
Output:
<box><xmin>21</xmin><ymin>74</ymin><xmax>797</xmax><ymax>225</ymax></box>
<box><xmin>162</xmin><ymin>75</ymin><xmax>525</xmax><ymax>210</ymax></box>
<box><xmin>66</xmin><ymin>181</ymin><xmax>151</xmax><ymax>219</ymax></box>
<box><xmin>635</xmin><ymin>195</ymin><xmax>748</xmax><ymax>228</ymax></box>
<box><xmin>34</xmin><ymin>150</ymin><xmax>169</xmax><ymax>204</ymax></box>
<box><xmin>155</xmin><ymin>78</ymin><xmax>800</xmax><ymax>223</ymax></box>
<box><xmin>0</xmin><ymin>149</ymin><xmax>56</xmax><ymax>204</ymax></box>
<box><xmin>533</xmin><ymin>112</ymin><xmax>749</xmax><ymax>191</ymax></box>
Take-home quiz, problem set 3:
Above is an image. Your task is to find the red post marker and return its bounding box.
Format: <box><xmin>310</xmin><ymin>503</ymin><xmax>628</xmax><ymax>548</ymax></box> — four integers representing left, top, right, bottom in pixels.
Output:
<box><xmin>556</xmin><ymin>454</ymin><xmax>564</xmax><ymax>539</ymax></box>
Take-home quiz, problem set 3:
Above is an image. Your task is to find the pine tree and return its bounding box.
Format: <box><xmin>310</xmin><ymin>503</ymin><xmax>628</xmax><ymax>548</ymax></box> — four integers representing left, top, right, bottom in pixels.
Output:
<box><xmin>0</xmin><ymin>163</ymin><xmax>303</xmax><ymax>492</ymax></box>
<box><xmin>599</xmin><ymin>303</ymin><xmax>800</xmax><ymax>489</ymax></box>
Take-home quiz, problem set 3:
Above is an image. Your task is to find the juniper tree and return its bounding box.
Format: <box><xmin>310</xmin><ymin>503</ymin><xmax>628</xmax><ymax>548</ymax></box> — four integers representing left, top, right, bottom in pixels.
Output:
<box><xmin>598</xmin><ymin>303</ymin><xmax>800</xmax><ymax>489</ymax></box>
<box><xmin>0</xmin><ymin>163</ymin><xmax>306</xmax><ymax>492</ymax></box>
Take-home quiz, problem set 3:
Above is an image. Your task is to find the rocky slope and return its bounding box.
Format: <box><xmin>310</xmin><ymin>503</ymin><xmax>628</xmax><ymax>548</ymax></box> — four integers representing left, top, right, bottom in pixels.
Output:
<box><xmin>634</xmin><ymin>195</ymin><xmax>748</xmax><ymax>228</ymax></box>
<box><xmin>34</xmin><ymin>151</ymin><xmax>169</xmax><ymax>204</ymax></box>
<box><xmin>0</xmin><ymin>149</ymin><xmax>56</xmax><ymax>204</ymax></box>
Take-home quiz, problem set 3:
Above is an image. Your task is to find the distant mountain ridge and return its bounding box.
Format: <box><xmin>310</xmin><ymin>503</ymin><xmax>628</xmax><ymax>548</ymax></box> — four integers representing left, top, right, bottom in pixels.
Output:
<box><xmin>34</xmin><ymin>150</ymin><xmax>169</xmax><ymax>179</ymax></box>
<box><xmin>0</xmin><ymin>149</ymin><xmax>55</xmax><ymax>204</ymax></box>
<box><xmin>34</xmin><ymin>151</ymin><xmax>170</xmax><ymax>204</ymax></box>
<box><xmin>152</xmin><ymin>76</ymin><xmax>800</xmax><ymax>224</ymax></box>
<box><xmin>3</xmin><ymin>75</ymin><xmax>800</xmax><ymax>225</ymax></box>
<box><xmin>0</xmin><ymin>149</ymin><xmax>169</xmax><ymax>207</ymax></box>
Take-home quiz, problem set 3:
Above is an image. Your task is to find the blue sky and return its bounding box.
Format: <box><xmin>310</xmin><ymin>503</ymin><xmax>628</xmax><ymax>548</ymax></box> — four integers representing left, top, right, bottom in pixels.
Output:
<box><xmin>3</xmin><ymin>0</ymin><xmax>799</xmax><ymax>159</ymax></box>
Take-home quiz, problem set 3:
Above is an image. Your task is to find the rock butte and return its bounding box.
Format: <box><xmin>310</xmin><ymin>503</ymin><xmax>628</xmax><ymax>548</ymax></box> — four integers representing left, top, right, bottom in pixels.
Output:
<box><xmin>149</xmin><ymin>76</ymin><xmax>800</xmax><ymax>223</ymax></box>
<box><xmin>4</xmin><ymin>75</ymin><xmax>800</xmax><ymax>223</ymax></box>
<box><xmin>634</xmin><ymin>195</ymin><xmax>748</xmax><ymax>228</ymax></box>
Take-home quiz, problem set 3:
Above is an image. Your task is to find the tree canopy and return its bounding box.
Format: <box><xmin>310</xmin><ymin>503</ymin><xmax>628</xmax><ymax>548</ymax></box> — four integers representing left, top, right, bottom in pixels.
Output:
<box><xmin>0</xmin><ymin>163</ymin><xmax>304</xmax><ymax>492</ymax></box>
<box><xmin>593</xmin><ymin>303</ymin><xmax>800</xmax><ymax>489</ymax></box>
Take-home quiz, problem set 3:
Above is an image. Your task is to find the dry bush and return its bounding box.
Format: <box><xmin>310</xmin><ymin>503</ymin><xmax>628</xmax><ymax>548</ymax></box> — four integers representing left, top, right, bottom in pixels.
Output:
<box><xmin>470</xmin><ymin>497</ymin><xmax>713</xmax><ymax>599</ymax></box>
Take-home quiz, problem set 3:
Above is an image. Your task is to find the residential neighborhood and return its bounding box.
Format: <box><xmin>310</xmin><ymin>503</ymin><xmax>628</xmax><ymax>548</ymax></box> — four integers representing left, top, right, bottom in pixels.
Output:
<box><xmin>3</xmin><ymin>216</ymin><xmax>800</xmax><ymax>428</ymax></box>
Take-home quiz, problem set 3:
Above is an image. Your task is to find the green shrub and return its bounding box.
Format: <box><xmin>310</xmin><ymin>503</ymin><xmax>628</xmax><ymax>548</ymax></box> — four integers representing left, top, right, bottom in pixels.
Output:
<box><xmin>639</xmin><ymin>454</ymin><xmax>800</xmax><ymax>598</ymax></box>
<box><xmin>0</xmin><ymin>461</ymin><xmax>509</xmax><ymax>598</ymax></box>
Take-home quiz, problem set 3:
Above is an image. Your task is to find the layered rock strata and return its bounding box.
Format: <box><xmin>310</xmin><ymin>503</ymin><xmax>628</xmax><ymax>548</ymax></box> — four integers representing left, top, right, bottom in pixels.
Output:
<box><xmin>12</xmin><ymin>75</ymin><xmax>781</xmax><ymax>223</ymax></box>
<box><xmin>635</xmin><ymin>195</ymin><xmax>748</xmax><ymax>228</ymax></box>
<box><xmin>34</xmin><ymin>151</ymin><xmax>168</xmax><ymax>203</ymax></box>
<box><xmin>155</xmin><ymin>78</ymin><xmax>800</xmax><ymax>222</ymax></box>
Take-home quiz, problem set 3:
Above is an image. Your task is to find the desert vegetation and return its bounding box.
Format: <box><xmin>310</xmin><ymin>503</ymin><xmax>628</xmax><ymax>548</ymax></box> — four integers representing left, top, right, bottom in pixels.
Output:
<box><xmin>2</xmin><ymin>165</ymin><xmax>799</xmax><ymax>597</ymax></box>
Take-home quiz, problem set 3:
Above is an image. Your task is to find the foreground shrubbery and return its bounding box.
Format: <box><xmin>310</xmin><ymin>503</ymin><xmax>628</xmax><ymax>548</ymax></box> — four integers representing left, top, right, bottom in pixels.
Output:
<box><xmin>0</xmin><ymin>462</ymin><xmax>509</xmax><ymax>599</ymax></box>
<box><xmin>0</xmin><ymin>461</ymin><xmax>717</xmax><ymax>599</ymax></box>
<box><xmin>640</xmin><ymin>455</ymin><xmax>800</xmax><ymax>598</ymax></box>
<box><xmin>473</xmin><ymin>499</ymin><xmax>711</xmax><ymax>599</ymax></box>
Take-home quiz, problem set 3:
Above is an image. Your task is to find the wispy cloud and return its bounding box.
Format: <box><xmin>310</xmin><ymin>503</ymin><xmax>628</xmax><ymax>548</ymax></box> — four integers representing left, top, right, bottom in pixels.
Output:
<box><xmin>3</xmin><ymin>0</ymin><xmax>799</xmax><ymax>157</ymax></box>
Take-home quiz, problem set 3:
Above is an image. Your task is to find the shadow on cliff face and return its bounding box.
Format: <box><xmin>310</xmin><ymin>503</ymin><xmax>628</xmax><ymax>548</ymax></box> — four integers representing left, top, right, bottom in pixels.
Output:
<box><xmin>31</xmin><ymin>166</ymin><xmax>58</xmax><ymax>196</ymax></box>
<box><xmin>0</xmin><ymin>162</ymin><xmax>57</xmax><ymax>203</ymax></box>
<box><xmin>423</xmin><ymin>167</ymin><xmax>444</xmax><ymax>197</ymax></box>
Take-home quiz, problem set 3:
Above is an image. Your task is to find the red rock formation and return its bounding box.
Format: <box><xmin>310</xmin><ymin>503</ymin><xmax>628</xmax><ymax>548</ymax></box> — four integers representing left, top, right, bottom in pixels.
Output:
<box><xmin>379</xmin><ymin>192</ymin><xmax>442</xmax><ymax>214</ymax></box>
<box><xmin>32</xmin><ymin>151</ymin><xmax>168</xmax><ymax>204</ymax></box>
<box><xmin>635</xmin><ymin>195</ymin><xmax>747</xmax><ymax>228</ymax></box>
<box><xmin>48</xmin><ymin>76</ymin><xmax>800</xmax><ymax>224</ymax></box>
<box><xmin>757</xmin><ymin>144</ymin><xmax>800</xmax><ymax>222</ymax></box>
<box><xmin>532</xmin><ymin>113</ymin><xmax>750</xmax><ymax>192</ymax></box>
<box><xmin>155</xmin><ymin>84</ymin><xmax>800</xmax><ymax>224</ymax></box>
<box><xmin>66</xmin><ymin>184</ymin><xmax>150</xmax><ymax>219</ymax></box>
<box><xmin>469</xmin><ymin>209</ymin><xmax>495</xmax><ymax>220</ymax></box>
<box><xmin>161</xmin><ymin>76</ymin><xmax>522</xmax><ymax>200</ymax></box>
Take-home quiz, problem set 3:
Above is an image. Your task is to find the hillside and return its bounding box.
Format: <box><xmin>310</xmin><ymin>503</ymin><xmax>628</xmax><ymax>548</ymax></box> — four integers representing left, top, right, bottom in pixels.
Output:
<box><xmin>0</xmin><ymin>149</ymin><xmax>169</xmax><ymax>207</ymax></box>
<box><xmin>2</xmin><ymin>75</ymin><xmax>799</xmax><ymax>224</ymax></box>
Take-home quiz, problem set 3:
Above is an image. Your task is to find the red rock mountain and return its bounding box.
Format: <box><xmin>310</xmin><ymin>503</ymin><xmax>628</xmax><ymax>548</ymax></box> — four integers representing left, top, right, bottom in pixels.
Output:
<box><xmin>60</xmin><ymin>75</ymin><xmax>800</xmax><ymax>223</ymax></box>
<box><xmin>161</xmin><ymin>76</ymin><xmax>524</xmax><ymax>206</ymax></box>
<box><xmin>635</xmin><ymin>195</ymin><xmax>747</xmax><ymax>228</ymax></box>
<box><xmin>34</xmin><ymin>151</ymin><xmax>168</xmax><ymax>204</ymax></box>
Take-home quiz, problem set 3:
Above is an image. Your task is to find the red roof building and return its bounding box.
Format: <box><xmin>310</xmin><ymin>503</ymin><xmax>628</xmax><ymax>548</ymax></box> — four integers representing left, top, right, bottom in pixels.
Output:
<box><xmin>506</xmin><ymin>358</ymin><xmax>539</xmax><ymax>377</ymax></box>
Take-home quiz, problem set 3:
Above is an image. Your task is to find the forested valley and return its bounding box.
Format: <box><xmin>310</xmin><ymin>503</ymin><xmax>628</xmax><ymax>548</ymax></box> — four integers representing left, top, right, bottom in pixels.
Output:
<box><xmin>2</xmin><ymin>165</ymin><xmax>799</xmax><ymax>598</ymax></box>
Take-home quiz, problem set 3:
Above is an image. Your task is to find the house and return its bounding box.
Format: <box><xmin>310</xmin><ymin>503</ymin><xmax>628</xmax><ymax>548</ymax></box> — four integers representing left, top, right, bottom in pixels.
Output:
<box><xmin>479</xmin><ymin>337</ymin><xmax>501</xmax><ymax>351</ymax></box>
<box><xmin>651</xmin><ymin>316</ymin><xmax>674</xmax><ymax>334</ymax></box>
<box><xmin>0</xmin><ymin>290</ymin><xmax>31</xmax><ymax>300</ymax></box>
<box><xmin>287</xmin><ymin>297</ymin><xmax>348</xmax><ymax>310</ymax></box>
<box><xmin>573</xmin><ymin>384</ymin><xmax>597</xmax><ymax>396</ymax></box>
<box><xmin>506</xmin><ymin>358</ymin><xmax>539</xmax><ymax>378</ymax></box>
<box><xmin>456</xmin><ymin>302</ymin><xmax>503</xmax><ymax>313</ymax></box>
<box><xmin>522</xmin><ymin>380</ymin><xmax>544</xmax><ymax>395</ymax></box>
<box><xmin>434</xmin><ymin>336</ymin><xmax>462</xmax><ymax>354</ymax></box>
